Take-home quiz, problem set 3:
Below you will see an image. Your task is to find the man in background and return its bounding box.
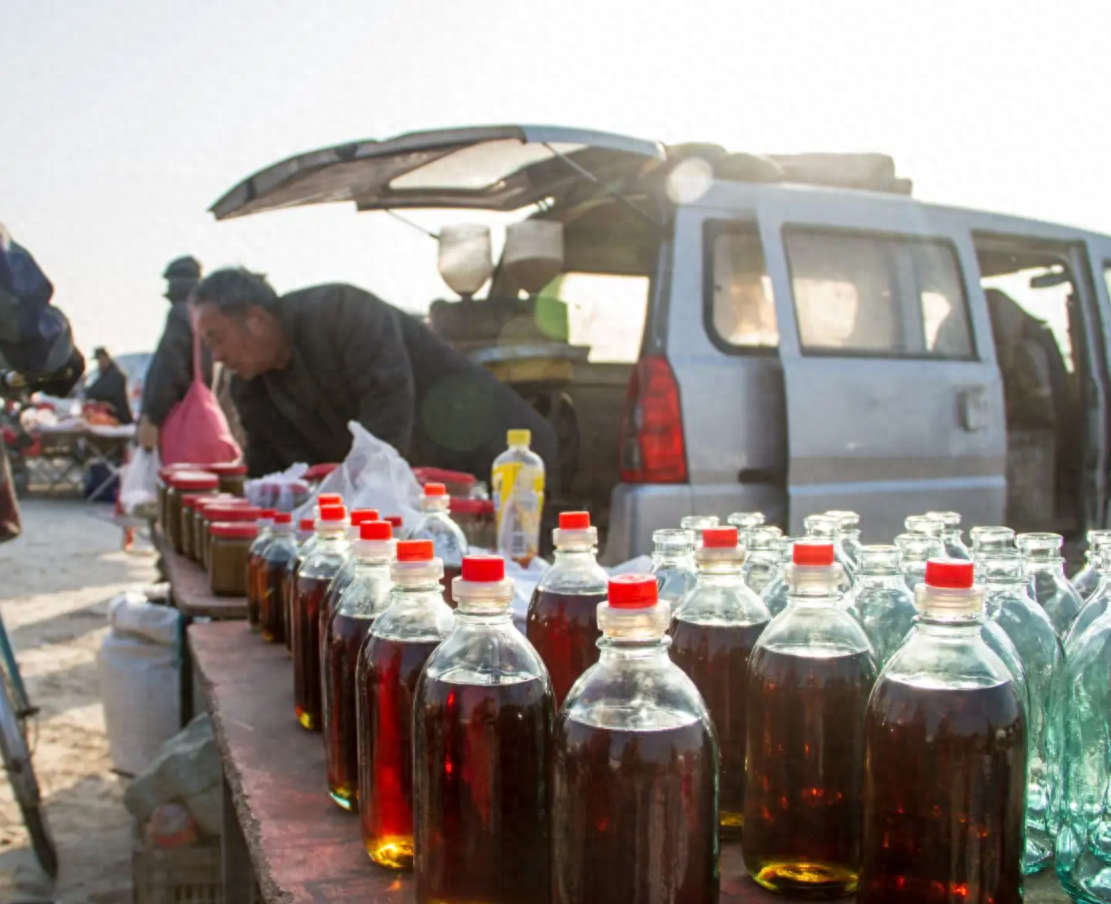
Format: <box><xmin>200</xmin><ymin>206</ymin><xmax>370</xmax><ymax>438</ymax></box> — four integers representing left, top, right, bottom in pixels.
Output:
<box><xmin>85</xmin><ymin>346</ymin><xmax>133</xmax><ymax>424</ymax></box>
<box><xmin>137</xmin><ymin>256</ymin><xmax>211</xmax><ymax>450</ymax></box>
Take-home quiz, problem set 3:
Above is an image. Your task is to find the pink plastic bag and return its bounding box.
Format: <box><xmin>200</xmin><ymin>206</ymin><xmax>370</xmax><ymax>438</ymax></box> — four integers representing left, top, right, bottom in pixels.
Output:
<box><xmin>159</xmin><ymin>311</ymin><xmax>241</xmax><ymax>467</ymax></box>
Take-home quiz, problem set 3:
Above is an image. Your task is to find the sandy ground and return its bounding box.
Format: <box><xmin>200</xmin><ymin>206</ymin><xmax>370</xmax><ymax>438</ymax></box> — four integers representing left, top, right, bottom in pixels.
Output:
<box><xmin>0</xmin><ymin>498</ymin><xmax>157</xmax><ymax>904</ymax></box>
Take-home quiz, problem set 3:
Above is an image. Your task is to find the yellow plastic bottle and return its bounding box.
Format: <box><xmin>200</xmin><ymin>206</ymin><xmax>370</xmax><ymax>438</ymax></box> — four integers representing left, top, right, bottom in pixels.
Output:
<box><xmin>492</xmin><ymin>429</ymin><xmax>545</xmax><ymax>566</ymax></box>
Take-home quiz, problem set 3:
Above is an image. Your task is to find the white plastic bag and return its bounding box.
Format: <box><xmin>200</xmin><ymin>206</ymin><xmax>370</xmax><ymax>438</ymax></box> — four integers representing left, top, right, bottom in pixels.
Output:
<box><xmin>297</xmin><ymin>422</ymin><xmax>423</xmax><ymax>527</ymax></box>
<box><xmin>246</xmin><ymin>461</ymin><xmax>310</xmax><ymax>512</ymax></box>
<box><xmin>119</xmin><ymin>447</ymin><xmax>160</xmax><ymax>517</ymax></box>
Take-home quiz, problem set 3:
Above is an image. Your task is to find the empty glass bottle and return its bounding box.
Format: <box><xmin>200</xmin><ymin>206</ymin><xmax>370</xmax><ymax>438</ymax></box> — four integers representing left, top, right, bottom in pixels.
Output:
<box><xmin>1066</xmin><ymin>544</ymin><xmax>1111</xmax><ymax>653</ymax></box>
<box><xmin>844</xmin><ymin>545</ymin><xmax>917</xmax><ymax>667</ymax></box>
<box><xmin>1055</xmin><ymin>604</ymin><xmax>1111</xmax><ymax>903</ymax></box>
<box><xmin>894</xmin><ymin>532</ymin><xmax>943</xmax><ymax>594</ymax></box>
<box><xmin>826</xmin><ymin>510</ymin><xmax>864</xmax><ymax>569</ymax></box>
<box><xmin>727</xmin><ymin>510</ymin><xmax>766</xmax><ymax>546</ymax></box>
<box><xmin>1016</xmin><ymin>532</ymin><xmax>1083</xmax><ymax>639</ymax></box>
<box><xmin>671</xmin><ymin>525</ymin><xmax>770</xmax><ymax>838</ymax></box>
<box><xmin>743</xmin><ymin>540</ymin><xmax>878</xmax><ymax>897</ymax></box>
<box><xmin>1071</xmin><ymin>529</ymin><xmax>1111</xmax><ymax>601</ymax></box>
<box><xmin>982</xmin><ymin>551</ymin><xmax>1064</xmax><ymax>875</ymax></box>
<box><xmin>904</xmin><ymin>514</ymin><xmax>946</xmax><ymax>546</ymax></box>
<box><xmin>804</xmin><ymin>514</ymin><xmax>854</xmax><ymax>589</ymax></box>
<box><xmin>760</xmin><ymin>536</ymin><xmax>801</xmax><ymax>616</ymax></box>
<box><xmin>924</xmin><ymin>510</ymin><xmax>973</xmax><ymax>560</ymax></box>
<box><xmin>356</xmin><ymin>538</ymin><xmax>454</xmax><ymax>870</ymax></box>
<box><xmin>409</xmin><ymin>482</ymin><xmax>468</xmax><ymax>602</ymax></box>
<box><xmin>553</xmin><ymin>574</ymin><xmax>718</xmax><ymax>904</ymax></box>
<box><xmin>680</xmin><ymin>515</ymin><xmax>720</xmax><ymax>548</ymax></box>
<box><xmin>413</xmin><ymin>555</ymin><xmax>554</xmax><ymax>904</ymax></box>
<box><xmin>651</xmin><ymin>529</ymin><xmax>698</xmax><ymax>613</ymax></box>
<box><xmin>971</xmin><ymin>526</ymin><xmax>1016</xmax><ymax>578</ymax></box>
<box><xmin>527</xmin><ymin>511</ymin><xmax>609</xmax><ymax>707</ymax></box>
<box><xmin>744</xmin><ymin>526</ymin><xmax>783</xmax><ymax>595</ymax></box>
<box><xmin>860</xmin><ymin>559</ymin><xmax>1026</xmax><ymax>904</ymax></box>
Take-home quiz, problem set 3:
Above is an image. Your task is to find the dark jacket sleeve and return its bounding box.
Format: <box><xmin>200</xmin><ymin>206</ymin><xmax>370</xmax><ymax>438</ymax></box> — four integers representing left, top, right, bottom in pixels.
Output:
<box><xmin>329</xmin><ymin>288</ymin><xmax>416</xmax><ymax>455</ymax></box>
<box><xmin>141</xmin><ymin>303</ymin><xmax>211</xmax><ymax>426</ymax></box>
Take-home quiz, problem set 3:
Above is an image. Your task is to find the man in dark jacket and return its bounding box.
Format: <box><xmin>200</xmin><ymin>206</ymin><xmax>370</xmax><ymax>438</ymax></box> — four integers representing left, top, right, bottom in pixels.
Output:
<box><xmin>190</xmin><ymin>268</ymin><xmax>559</xmax><ymax>484</ymax></box>
<box><xmin>85</xmin><ymin>347</ymin><xmax>134</xmax><ymax>424</ymax></box>
<box><xmin>138</xmin><ymin>256</ymin><xmax>212</xmax><ymax>449</ymax></box>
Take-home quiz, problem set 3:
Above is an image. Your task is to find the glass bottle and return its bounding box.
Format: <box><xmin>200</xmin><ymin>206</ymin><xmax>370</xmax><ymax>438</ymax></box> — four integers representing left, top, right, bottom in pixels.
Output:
<box><xmin>282</xmin><ymin>517</ymin><xmax>316</xmax><ymax>656</ymax></box>
<box><xmin>681</xmin><ymin>515</ymin><xmax>720</xmax><ymax>548</ymax></box>
<box><xmin>246</xmin><ymin>509</ymin><xmax>276</xmax><ymax>628</ymax></box>
<box><xmin>292</xmin><ymin>504</ymin><xmax>349</xmax><ymax>731</ymax></box>
<box><xmin>357</xmin><ymin>539</ymin><xmax>454</xmax><ymax>870</ymax></box>
<box><xmin>345</xmin><ymin>507</ymin><xmax>381</xmax><ymax>542</ymax></box>
<box><xmin>409</xmin><ymin>482</ymin><xmax>468</xmax><ymax>604</ymax></box>
<box><xmin>1065</xmin><ymin>543</ymin><xmax>1111</xmax><ymax>653</ymax></box>
<box><xmin>1070</xmin><ymin>528</ymin><xmax>1111</xmax><ymax>601</ymax></box>
<box><xmin>971</xmin><ymin>526</ymin><xmax>1016</xmax><ymax>578</ymax></box>
<box><xmin>844</xmin><ymin>545</ymin><xmax>917</xmax><ymax>668</ymax></box>
<box><xmin>260</xmin><ymin>513</ymin><xmax>297</xmax><ymax>644</ymax></box>
<box><xmin>924</xmin><ymin>510</ymin><xmax>973</xmax><ymax>560</ymax></box>
<box><xmin>527</xmin><ymin>511</ymin><xmax>609</xmax><ymax>708</ymax></box>
<box><xmin>1016</xmin><ymin>532</ymin><xmax>1083</xmax><ymax>639</ymax></box>
<box><xmin>727</xmin><ymin>510</ymin><xmax>765</xmax><ymax>546</ymax></box>
<box><xmin>1055</xmin><ymin>605</ymin><xmax>1111</xmax><ymax>902</ymax></box>
<box><xmin>759</xmin><ymin>536</ymin><xmax>801</xmax><ymax>617</ymax></box>
<box><xmin>743</xmin><ymin>540</ymin><xmax>878</xmax><ymax>897</ymax></box>
<box><xmin>804</xmin><ymin>513</ymin><xmax>854</xmax><ymax>589</ymax></box>
<box><xmin>859</xmin><ymin>559</ymin><xmax>1026</xmax><ymax>904</ymax></box>
<box><xmin>553</xmin><ymin>575</ymin><xmax>718</xmax><ymax>904</ymax></box>
<box><xmin>651</xmin><ymin>528</ymin><xmax>698</xmax><ymax>613</ymax></box>
<box><xmin>981</xmin><ymin>551</ymin><xmax>1064</xmax><ymax>875</ymax></box>
<box><xmin>671</xmin><ymin>525</ymin><xmax>769</xmax><ymax>838</ymax></box>
<box><xmin>825</xmin><ymin>510</ymin><xmax>864</xmax><ymax>569</ymax></box>
<box><xmin>323</xmin><ymin>520</ymin><xmax>395</xmax><ymax>811</ymax></box>
<box><xmin>413</xmin><ymin>555</ymin><xmax>553</xmax><ymax>904</ymax></box>
<box><xmin>492</xmin><ymin>429</ymin><xmax>546</xmax><ymax>567</ymax></box>
<box><xmin>904</xmin><ymin>514</ymin><xmax>946</xmax><ymax>546</ymax></box>
<box><xmin>894</xmin><ymin>532</ymin><xmax>943</xmax><ymax>594</ymax></box>
<box><xmin>743</xmin><ymin>526</ymin><xmax>783</xmax><ymax>595</ymax></box>
<box><xmin>320</xmin><ymin>509</ymin><xmax>383</xmax><ymax>636</ymax></box>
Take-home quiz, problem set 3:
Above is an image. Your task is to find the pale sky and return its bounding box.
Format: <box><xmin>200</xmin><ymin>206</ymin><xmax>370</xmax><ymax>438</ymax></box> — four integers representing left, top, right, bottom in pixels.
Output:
<box><xmin>2</xmin><ymin>0</ymin><xmax>1109</xmax><ymax>356</ymax></box>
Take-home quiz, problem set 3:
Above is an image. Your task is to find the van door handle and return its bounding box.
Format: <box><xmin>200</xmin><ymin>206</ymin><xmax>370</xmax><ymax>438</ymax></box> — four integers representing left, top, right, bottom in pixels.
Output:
<box><xmin>958</xmin><ymin>386</ymin><xmax>988</xmax><ymax>432</ymax></box>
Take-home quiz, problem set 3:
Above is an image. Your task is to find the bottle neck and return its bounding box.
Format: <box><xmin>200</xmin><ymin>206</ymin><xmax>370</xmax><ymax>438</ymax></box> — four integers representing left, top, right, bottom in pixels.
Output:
<box><xmin>855</xmin><ymin>569</ymin><xmax>904</xmax><ymax>586</ymax></box>
<box><xmin>1025</xmin><ymin>557</ymin><xmax>1065</xmax><ymax>575</ymax></box>
<box><xmin>696</xmin><ymin>563</ymin><xmax>745</xmax><ymax>579</ymax></box>
<box><xmin>420</xmin><ymin>499</ymin><xmax>449</xmax><ymax>514</ymax></box>
<box><xmin>914</xmin><ymin>611</ymin><xmax>983</xmax><ymax>637</ymax></box>
<box><xmin>599</xmin><ymin>634</ymin><xmax>671</xmax><ymax>662</ymax></box>
<box><xmin>654</xmin><ymin>550</ymin><xmax>694</xmax><ymax>567</ymax></box>
<box><xmin>553</xmin><ymin>546</ymin><xmax>598</xmax><ymax>562</ymax></box>
<box><xmin>454</xmin><ymin>608</ymin><xmax>513</xmax><ymax>626</ymax></box>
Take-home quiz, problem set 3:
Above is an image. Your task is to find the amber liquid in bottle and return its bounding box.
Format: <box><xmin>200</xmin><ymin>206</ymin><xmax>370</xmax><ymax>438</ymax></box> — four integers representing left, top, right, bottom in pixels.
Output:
<box><xmin>743</xmin><ymin>648</ymin><xmax>875</xmax><ymax>897</ymax></box>
<box><xmin>859</xmin><ymin>681</ymin><xmax>1026</xmax><ymax>904</ymax></box>
<box><xmin>324</xmin><ymin>611</ymin><xmax>375</xmax><ymax>811</ymax></box>
<box><xmin>527</xmin><ymin>590</ymin><xmax>607</xmax><ymax>707</ymax></box>
<box><xmin>415</xmin><ymin>676</ymin><xmax>552</xmax><ymax>904</ymax></box>
<box><xmin>260</xmin><ymin>558</ymin><xmax>288</xmax><ymax>643</ymax></box>
<box><xmin>671</xmin><ymin>620</ymin><xmax>766</xmax><ymax>837</ymax></box>
<box><xmin>281</xmin><ymin>559</ymin><xmax>297</xmax><ymax>655</ymax></box>
<box><xmin>246</xmin><ymin>552</ymin><xmax>265</xmax><ymax>627</ymax></box>
<box><xmin>292</xmin><ymin>575</ymin><xmax>330</xmax><ymax>730</ymax></box>
<box><xmin>552</xmin><ymin>719</ymin><xmax>719</xmax><ymax>904</ymax></box>
<box><xmin>359</xmin><ymin>637</ymin><xmax>441</xmax><ymax>870</ymax></box>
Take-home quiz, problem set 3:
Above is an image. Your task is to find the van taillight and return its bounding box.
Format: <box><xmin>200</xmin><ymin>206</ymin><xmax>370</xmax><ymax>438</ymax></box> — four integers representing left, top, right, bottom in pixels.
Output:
<box><xmin>619</xmin><ymin>356</ymin><xmax>688</xmax><ymax>484</ymax></box>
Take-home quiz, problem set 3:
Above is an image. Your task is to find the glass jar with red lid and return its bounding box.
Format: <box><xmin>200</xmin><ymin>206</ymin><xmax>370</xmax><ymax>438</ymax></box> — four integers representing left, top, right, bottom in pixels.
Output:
<box><xmin>180</xmin><ymin>495</ymin><xmax>212</xmax><ymax>562</ymax></box>
<box><xmin>158</xmin><ymin>463</ymin><xmax>205</xmax><ymax>528</ymax></box>
<box><xmin>413</xmin><ymin>467</ymin><xmax>478</xmax><ymax>499</ymax></box>
<box><xmin>201</xmin><ymin>504</ymin><xmax>260</xmax><ymax>572</ymax></box>
<box><xmin>205</xmin><ymin>461</ymin><xmax>249</xmax><ymax>497</ymax></box>
<box><xmin>166</xmin><ymin>472</ymin><xmax>219</xmax><ymax>555</ymax></box>
<box><xmin>193</xmin><ymin>496</ymin><xmax>247</xmax><ymax>566</ymax></box>
<box><xmin>210</xmin><ymin>521</ymin><xmax>259</xmax><ymax>596</ymax></box>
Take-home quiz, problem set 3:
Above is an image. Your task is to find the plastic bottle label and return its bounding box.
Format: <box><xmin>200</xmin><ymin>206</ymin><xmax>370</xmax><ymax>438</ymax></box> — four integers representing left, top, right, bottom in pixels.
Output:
<box><xmin>493</xmin><ymin>461</ymin><xmax>544</xmax><ymax>562</ymax></box>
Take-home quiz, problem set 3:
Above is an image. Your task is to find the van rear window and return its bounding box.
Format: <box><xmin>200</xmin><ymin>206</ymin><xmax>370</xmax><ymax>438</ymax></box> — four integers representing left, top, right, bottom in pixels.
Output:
<box><xmin>784</xmin><ymin>229</ymin><xmax>973</xmax><ymax>359</ymax></box>
<box><xmin>709</xmin><ymin>229</ymin><xmax>779</xmax><ymax>350</ymax></box>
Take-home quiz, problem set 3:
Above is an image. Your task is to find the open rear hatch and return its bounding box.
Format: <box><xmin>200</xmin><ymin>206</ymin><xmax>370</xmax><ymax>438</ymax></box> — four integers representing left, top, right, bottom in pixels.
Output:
<box><xmin>211</xmin><ymin>124</ymin><xmax>665</xmax><ymax>219</ymax></box>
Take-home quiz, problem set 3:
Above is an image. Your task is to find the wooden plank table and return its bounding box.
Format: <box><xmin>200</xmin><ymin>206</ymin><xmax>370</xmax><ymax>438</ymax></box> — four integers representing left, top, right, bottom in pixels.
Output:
<box><xmin>188</xmin><ymin>620</ymin><xmax>1071</xmax><ymax>904</ymax></box>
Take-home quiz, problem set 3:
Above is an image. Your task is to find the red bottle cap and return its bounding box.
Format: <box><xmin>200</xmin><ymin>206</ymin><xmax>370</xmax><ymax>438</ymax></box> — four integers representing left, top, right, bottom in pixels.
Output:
<box><xmin>925</xmin><ymin>559</ymin><xmax>974</xmax><ymax>589</ymax></box>
<box><xmin>794</xmin><ymin>540</ymin><xmax>835</xmax><ymax>566</ymax></box>
<box><xmin>360</xmin><ymin>521</ymin><xmax>393</xmax><ymax>542</ymax></box>
<box><xmin>317</xmin><ymin>493</ymin><xmax>342</xmax><ymax>506</ymax></box>
<box><xmin>386</xmin><ymin>515</ymin><xmax>404</xmax><ymax>529</ymax></box>
<box><xmin>273</xmin><ymin>513</ymin><xmax>292</xmax><ymax>525</ymax></box>
<box><xmin>202</xmin><ymin>504</ymin><xmax>261</xmax><ymax>522</ymax></box>
<box><xmin>210</xmin><ymin>522</ymin><xmax>259</xmax><ymax>539</ymax></box>
<box><xmin>608</xmin><ymin>574</ymin><xmax>659</xmax><ymax>609</ymax></box>
<box><xmin>319</xmin><ymin>504</ymin><xmax>346</xmax><ymax>522</ymax></box>
<box><xmin>702</xmin><ymin>526</ymin><xmax>739</xmax><ymax>549</ymax></box>
<box><xmin>206</xmin><ymin>462</ymin><xmax>248</xmax><ymax>476</ymax></box>
<box><xmin>397</xmin><ymin>539</ymin><xmax>434</xmax><ymax>562</ymax></box>
<box><xmin>461</xmin><ymin>555</ymin><xmax>505</xmax><ymax>583</ymax></box>
<box><xmin>423</xmin><ymin>483</ymin><xmax>447</xmax><ymax>497</ymax></box>
<box><xmin>559</xmin><ymin>511</ymin><xmax>591</xmax><ymax>530</ymax></box>
<box><xmin>350</xmin><ymin>508</ymin><xmax>381</xmax><ymax>526</ymax></box>
<box><xmin>299</xmin><ymin>518</ymin><xmax>316</xmax><ymax>532</ymax></box>
<box><xmin>168</xmin><ymin>472</ymin><xmax>219</xmax><ymax>490</ymax></box>
<box><xmin>259</xmin><ymin>509</ymin><xmax>277</xmax><ymax>520</ymax></box>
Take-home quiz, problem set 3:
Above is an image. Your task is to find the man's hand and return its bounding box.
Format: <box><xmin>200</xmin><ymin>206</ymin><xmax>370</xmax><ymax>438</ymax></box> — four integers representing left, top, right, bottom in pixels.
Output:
<box><xmin>138</xmin><ymin>416</ymin><xmax>159</xmax><ymax>452</ymax></box>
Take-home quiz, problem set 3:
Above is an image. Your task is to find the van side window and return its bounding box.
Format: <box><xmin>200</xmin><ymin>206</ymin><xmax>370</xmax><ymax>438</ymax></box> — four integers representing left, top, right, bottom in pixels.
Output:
<box><xmin>710</xmin><ymin>229</ymin><xmax>778</xmax><ymax>349</ymax></box>
<box><xmin>785</xmin><ymin>229</ymin><xmax>973</xmax><ymax>358</ymax></box>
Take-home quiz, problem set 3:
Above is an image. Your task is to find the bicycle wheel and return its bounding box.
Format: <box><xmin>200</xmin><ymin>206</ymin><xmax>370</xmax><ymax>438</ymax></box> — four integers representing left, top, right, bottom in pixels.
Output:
<box><xmin>0</xmin><ymin>676</ymin><xmax>57</xmax><ymax>877</ymax></box>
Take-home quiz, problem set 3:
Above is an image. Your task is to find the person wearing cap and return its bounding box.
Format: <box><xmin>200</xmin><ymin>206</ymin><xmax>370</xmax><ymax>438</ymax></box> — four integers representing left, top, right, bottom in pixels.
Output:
<box><xmin>137</xmin><ymin>255</ymin><xmax>214</xmax><ymax>450</ymax></box>
<box><xmin>189</xmin><ymin>268</ymin><xmax>559</xmax><ymax>485</ymax></box>
<box><xmin>84</xmin><ymin>347</ymin><xmax>133</xmax><ymax>425</ymax></box>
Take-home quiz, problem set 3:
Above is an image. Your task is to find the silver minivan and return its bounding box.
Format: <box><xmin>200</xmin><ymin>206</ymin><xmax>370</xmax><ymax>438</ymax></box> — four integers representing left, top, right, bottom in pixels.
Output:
<box><xmin>214</xmin><ymin>125</ymin><xmax>1111</xmax><ymax>562</ymax></box>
